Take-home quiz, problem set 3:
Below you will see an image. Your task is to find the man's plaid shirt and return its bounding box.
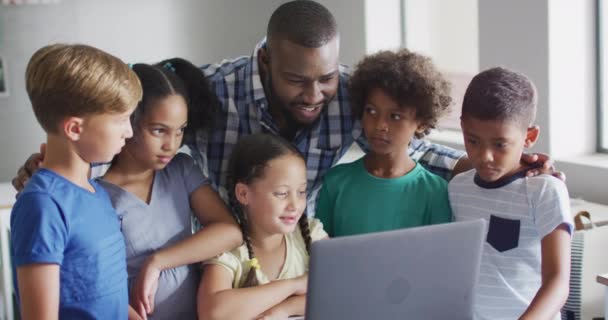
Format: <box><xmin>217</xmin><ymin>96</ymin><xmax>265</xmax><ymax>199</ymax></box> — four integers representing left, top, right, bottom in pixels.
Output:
<box><xmin>186</xmin><ymin>40</ymin><xmax>465</xmax><ymax>214</ymax></box>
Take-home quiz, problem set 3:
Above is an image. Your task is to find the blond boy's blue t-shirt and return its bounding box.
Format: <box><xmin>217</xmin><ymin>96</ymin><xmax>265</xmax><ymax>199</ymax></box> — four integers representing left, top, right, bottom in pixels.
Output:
<box><xmin>10</xmin><ymin>169</ymin><xmax>128</xmax><ymax>320</ymax></box>
<box><xmin>315</xmin><ymin>158</ymin><xmax>452</xmax><ymax>237</ymax></box>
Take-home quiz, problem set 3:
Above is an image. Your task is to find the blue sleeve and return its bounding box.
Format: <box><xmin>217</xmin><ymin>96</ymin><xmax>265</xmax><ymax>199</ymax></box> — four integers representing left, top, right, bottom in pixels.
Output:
<box><xmin>11</xmin><ymin>192</ymin><xmax>68</xmax><ymax>266</ymax></box>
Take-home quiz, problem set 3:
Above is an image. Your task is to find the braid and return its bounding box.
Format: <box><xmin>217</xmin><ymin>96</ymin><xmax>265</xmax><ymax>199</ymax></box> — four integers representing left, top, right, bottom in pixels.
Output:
<box><xmin>298</xmin><ymin>214</ymin><xmax>312</xmax><ymax>254</ymax></box>
<box><xmin>229</xmin><ymin>193</ymin><xmax>259</xmax><ymax>288</ymax></box>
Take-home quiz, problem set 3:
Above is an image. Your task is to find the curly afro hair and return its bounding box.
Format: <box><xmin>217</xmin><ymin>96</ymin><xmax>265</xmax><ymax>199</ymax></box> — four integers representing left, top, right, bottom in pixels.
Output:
<box><xmin>349</xmin><ymin>49</ymin><xmax>452</xmax><ymax>138</ymax></box>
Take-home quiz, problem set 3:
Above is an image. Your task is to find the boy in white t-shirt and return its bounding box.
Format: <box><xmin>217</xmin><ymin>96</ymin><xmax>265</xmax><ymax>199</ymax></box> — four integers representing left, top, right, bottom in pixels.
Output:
<box><xmin>448</xmin><ymin>67</ymin><xmax>573</xmax><ymax>320</ymax></box>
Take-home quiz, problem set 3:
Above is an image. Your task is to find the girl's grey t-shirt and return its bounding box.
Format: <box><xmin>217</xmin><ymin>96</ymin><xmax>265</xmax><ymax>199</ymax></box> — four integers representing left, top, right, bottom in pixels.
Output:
<box><xmin>97</xmin><ymin>153</ymin><xmax>208</xmax><ymax>320</ymax></box>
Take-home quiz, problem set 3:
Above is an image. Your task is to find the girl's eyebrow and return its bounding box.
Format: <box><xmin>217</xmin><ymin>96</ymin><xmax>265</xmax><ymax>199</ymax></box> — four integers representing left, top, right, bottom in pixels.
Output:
<box><xmin>272</xmin><ymin>182</ymin><xmax>308</xmax><ymax>188</ymax></box>
<box><xmin>148</xmin><ymin>121</ymin><xmax>188</xmax><ymax>128</ymax></box>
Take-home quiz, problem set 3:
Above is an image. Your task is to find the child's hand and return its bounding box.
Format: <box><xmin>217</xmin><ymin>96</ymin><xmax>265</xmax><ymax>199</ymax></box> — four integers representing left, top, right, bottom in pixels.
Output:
<box><xmin>132</xmin><ymin>257</ymin><xmax>161</xmax><ymax>317</ymax></box>
<box><xmin>12</xmin><ymin>143</ymin><xmax>45</xmax><ymax>193</ymax></box>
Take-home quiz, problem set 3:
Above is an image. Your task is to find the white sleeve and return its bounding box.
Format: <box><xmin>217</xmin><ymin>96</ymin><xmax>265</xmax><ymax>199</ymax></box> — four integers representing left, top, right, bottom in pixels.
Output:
<box><xmin>532</xmin><ymin>176</ymin><xmax>574</xmax><ymax>238</ymax></box>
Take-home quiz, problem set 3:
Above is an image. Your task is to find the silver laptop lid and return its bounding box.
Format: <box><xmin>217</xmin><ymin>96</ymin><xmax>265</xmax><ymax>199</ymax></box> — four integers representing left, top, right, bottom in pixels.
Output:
<box><xmin>305</xmin><ymin>219</ymin><xmax>486</xmax><ymax>320</ymax></box>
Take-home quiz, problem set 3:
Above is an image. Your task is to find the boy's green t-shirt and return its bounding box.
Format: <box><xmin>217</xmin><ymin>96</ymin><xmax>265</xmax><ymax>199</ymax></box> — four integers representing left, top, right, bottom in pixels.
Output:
<box><xmin>315</xmin><ymin>158</ymin><xmax>452</xmax><ymax>237</ymax></box>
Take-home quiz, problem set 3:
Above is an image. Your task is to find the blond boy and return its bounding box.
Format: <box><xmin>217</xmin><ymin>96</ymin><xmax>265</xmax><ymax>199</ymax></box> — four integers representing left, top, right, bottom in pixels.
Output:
<box><xmin>10</xmin><ymin>44</ymin><xmax>141</xmax><ymax>319</ymax></box>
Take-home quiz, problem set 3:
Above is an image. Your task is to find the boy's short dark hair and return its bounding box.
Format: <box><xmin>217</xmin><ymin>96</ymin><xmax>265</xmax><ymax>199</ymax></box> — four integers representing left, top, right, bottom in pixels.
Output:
<box><xmin>267</xmin><ymin>0</ymin><xmax>337</xmax><ymax>49</ymax></box>
<box><xmin>349</xmin><ymin>48</ymin><xmax>452</xmax><ymax>138</ymax></box>
<box><xmin>26</xmin><ymin>44</ymin><xmax>142</xmax><ymax>134</ymax></box>
<box><xmin>461</xmin><ymin>67</ymin><xmax>537</xmax><ymax>128</ymax></box>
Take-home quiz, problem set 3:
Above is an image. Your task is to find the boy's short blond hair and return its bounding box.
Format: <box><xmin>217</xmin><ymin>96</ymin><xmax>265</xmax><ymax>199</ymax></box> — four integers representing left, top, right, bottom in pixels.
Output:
<box><xmin>26</xmin><ymin>44</ymin><xmax>142</xmax><ymax>133</ymax></box>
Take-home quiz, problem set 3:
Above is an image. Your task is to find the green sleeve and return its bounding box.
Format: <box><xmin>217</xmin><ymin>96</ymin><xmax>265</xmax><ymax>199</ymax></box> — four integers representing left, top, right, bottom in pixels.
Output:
<box><xmin>315</xmin><ymin>180</ymin><xmax>335</xmax><ymax>237</ymax></box>
<box><xmin>430</xmin><ymin>184</ymin><xmax>453</xmax><ymax>224</ymax></box>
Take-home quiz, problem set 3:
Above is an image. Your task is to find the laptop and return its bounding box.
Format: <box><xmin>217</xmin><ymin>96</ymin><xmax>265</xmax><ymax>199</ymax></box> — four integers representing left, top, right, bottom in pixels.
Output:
<box><xmin>304</xmin><ymin>219</ymin><xmax>487</xmax><ymax>320</ymax></box>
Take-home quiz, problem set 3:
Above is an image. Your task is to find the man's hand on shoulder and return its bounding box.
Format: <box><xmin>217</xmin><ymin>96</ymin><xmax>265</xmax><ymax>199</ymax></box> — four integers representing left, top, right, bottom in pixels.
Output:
<box><xmin>521</xmin><ymin>153</ymin><xmax>566</xmax><ymax>181</ymax></box>
<box><xmin>12</xmin><ymin>143</ymin><xmax>46</xmax><ymax>193</ymax></box>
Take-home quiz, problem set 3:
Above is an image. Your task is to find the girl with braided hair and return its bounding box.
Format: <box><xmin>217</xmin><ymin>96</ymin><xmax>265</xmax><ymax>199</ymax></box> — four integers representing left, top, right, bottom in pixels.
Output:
<box><xmin>198</xmin><ymin>133</ymin><xmax>328</xmax><ymax>320</ymax></box>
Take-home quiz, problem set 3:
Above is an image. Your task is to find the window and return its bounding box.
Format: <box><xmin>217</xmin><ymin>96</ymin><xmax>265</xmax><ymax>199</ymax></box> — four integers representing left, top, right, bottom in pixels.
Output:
<box><xmin>402</xmin><ymin>0</ymin><xmax>478</xmax><ymax>132</ymax></box>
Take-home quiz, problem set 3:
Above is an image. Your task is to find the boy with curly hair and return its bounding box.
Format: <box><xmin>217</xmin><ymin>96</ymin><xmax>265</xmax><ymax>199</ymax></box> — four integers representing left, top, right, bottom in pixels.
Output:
<box><xmin>316</xmin><ymin>49</ymin><xmax>452</xmax><ymax>237</ymax></box>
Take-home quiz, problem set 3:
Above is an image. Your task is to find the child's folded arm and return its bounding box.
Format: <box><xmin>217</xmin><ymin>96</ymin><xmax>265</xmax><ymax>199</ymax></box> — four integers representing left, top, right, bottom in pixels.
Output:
<box><xmin>198</xmin><ymin>264</ymin><xmax>306</xmax><ymax>320</ymax></box>
<box><xmin>16</xmin><ymin>263</ymin><xmax>60</xmax><ymax>320</ymax></box>
<box><xmin>255</xmin><ymin>294</ymin><xmax>306</xmax><ymax>319</ymax></box>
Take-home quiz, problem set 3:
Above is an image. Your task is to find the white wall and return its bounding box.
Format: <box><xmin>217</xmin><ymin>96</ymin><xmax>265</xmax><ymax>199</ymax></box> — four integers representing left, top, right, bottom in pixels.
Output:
<box><xmin>404</xmin><ymin>0</ymin><xmax>479</xmax><ymax>74</ymax></box>
<box><xmin>364</xmin><ymin>0</ymin><xmax>402</xmax><ymax>55</ymax></box>
<box><xmin>0</xmin><ymin>0</ymin><xmax>281</xmax><ymax>181</ymax></box>
<box><xmin>401</xmin><ymin>0</ymin><xmax>478</xmax><ymax>131</ymax></box>
<box><xmin>318</xmin><ymin>0</ymin><xmax>367</xmax><ymax>67</ymax></box>
<box><xmin>0</xmin><ymin>0</ymin><xmax>370</xmax><ymax>182</ymax></box>
<box><xmin>548</xmin><ymin>0</ymin><xmax>596</xmax><ymax>158</ymax></box>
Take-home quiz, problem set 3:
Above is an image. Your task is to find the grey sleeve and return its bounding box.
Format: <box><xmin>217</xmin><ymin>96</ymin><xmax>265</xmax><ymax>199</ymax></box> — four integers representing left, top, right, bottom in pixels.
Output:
<box><xmin>172</xmin><ymin>153</ymin><xmax>210</xmax><ymax>195</ymax></box>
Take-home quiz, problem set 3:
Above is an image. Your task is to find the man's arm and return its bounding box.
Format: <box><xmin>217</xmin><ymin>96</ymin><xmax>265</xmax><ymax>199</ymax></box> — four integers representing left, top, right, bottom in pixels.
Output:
<box><xmin>407</xmin><ymin>138</ymin><xmax>466</xmax><ymax>180</ymax></box>
<box><xmin>451</xmin><ymin>156</ymin><xmax>472</xmax><ymax>177</ymax></box>
<box><xmin>17</xmin><ymin>264</ymin><xmax>59</xmax><ymax>320</ymax></box>
<box><xmin>403</xmin><ymin>139</ymin><xmax>562</xmax><ymax>180</ymax></box>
